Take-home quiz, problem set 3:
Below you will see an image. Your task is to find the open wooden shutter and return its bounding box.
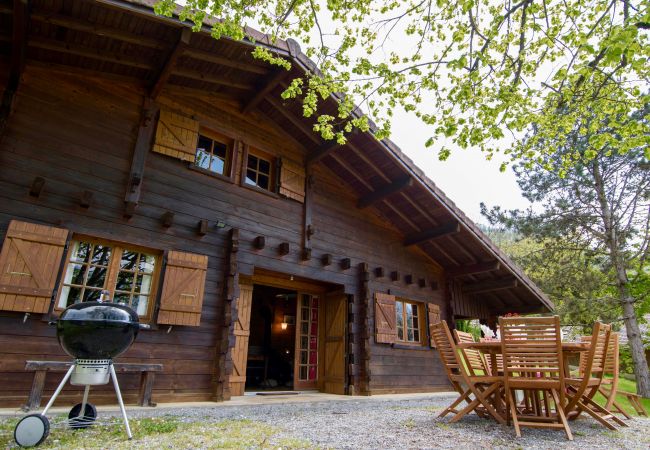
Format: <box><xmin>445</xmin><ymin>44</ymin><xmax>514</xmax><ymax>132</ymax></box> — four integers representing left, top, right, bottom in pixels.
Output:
<box><xmin>278</xmin><ymin>158</ymin><xmax>306</xmax><ymax>202</ymax></box>
<box><xmin>374</xmin><ymin>292</ymin><xmax>397</xmax><ymax>344</ymax></box>
<box><xmin>229</xmin><ymin>283</ymin><xmax>253</xmax><ymax>396</ymax></box>
<box><xmin>427</xmin><ymin>303</ymin><xmax>441</xmax><ymax>348</ymax></box>
<box><xmin>152</xmin><ymin>109</ymin><xmax>199</xmax><ymax>162</ymax></box>
<box><xmin>0</xmin><ymin>220</ymin><xmax>69</xmax><ymax>314</ymax></box>
<box><xmin>157</xmin><ymin>251</ymin><xmax>208</xmax><ymax>326</ymax></box>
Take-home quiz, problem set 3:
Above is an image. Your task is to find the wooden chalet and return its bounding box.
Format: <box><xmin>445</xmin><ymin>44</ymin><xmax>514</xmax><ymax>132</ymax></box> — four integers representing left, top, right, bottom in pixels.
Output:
<box><xmin>0</xmin><ymin>0</ymin><xmax>553</xmax><ymax>407</ymax></box>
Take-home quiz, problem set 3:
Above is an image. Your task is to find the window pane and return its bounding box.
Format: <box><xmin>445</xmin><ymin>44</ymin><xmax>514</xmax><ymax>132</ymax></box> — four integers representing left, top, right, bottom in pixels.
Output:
<box><xmin>195</xmin><ymin>147</ymin><xmax>211</xmax><ymax>169</ymax></box>
<box><xmin>135</xmin><ymin>295</ymin><xmax>148</xmax><ymax>316</ymax></box>
<box><xmin>300</xmin><ymin>336</ymin><xmax>308</xmax><ymax>350</ymax></box>
<box><xmin>398</xmin><ymin>326</ymin><xmax>403</xmax><ymax>340</ymax></box>
<box><xmin>257</xmin><ymin>174</ymin><xmax>269</xmax><ymax>190</ymax></box>
<box><xmin>299</xmin><ymin>366</ymin><xmax>307</xmax><ymax>380</ymax></box>
<box><xmin>120</xmin><ymin>250</ymin><xmax>139</xmax><ymax>270</ymax></box>
<box><xmin>70</xmin><ymin>241</ymin><xmax>91</xmax><ymax>263</ymax></box>
<box><xmin>83</xmin><ymin>288</ymin><xmax>102</xmax><ymax>302</ymax></box>
<box><xmin>60</xmin><ymin>286</ymin><xmax>82</xmax><ymax>307</ymax></box>
<box><xmin>413</xmin><ymin>330</ymin><xmax>419</xmax><ymax>342</ymax></box>
<box><xmin>113</xmin><ymin>292</ymin><xmax>131</xmax><ymax>305</ymax></box>
<box><xmin>85</xmin><ymin>266</ymin><xmax>107</xmax><ymax>288</ymax></box>
<box><xmin>406</xmin><ymin>304</ymin><xmax>414</xmax><ymax>328</ymax></box>
<box><xmin>245</xmin><ymin>169</ymin><xmax>257</xmax><ymax>186</ymax></box>
<box><xmin>116</xmin><ymin>271</ymin><xmax>134</xmax><ymax>292</ymax></box>
<box><xmin>65</xmin><ymin>264</ymin><xmax>86</xmax><ymax>286</ymax></box>
<box><xmin>247</xmin><ymin>155</ymin><xmax>258</xmax><ymax>170</ymax></box>
<box><xmin>407</xmin><ymin>328</ymin><xmax>414</xmax><ymax>342</ymax></box>
<box><xmin>137</xmin><ymin>274</ymin><xmax>152</xmax><ymax>295</ymax></box>
<box><xmin>300</xmin><ymin>351</ymin><xmax>308</xmax><ymax>364</ymax></box>
<box><xmin>91</xmin><ymin>245</ymin><xmax>111</xmax><ymax>266</ymax></box>
<box><xmin>259</xmin><ymin>158</ymin><xmax>270</xmax><ymax>174</ymax></box>
<box><xmin>396</xmin><ymin>301</ymin><xmax>403</xmax><ymax>328</ymax></box>
<box><xmin>138</xmin><ymin>254</ymin><xmax>156</xmax><ymax>273</ymax></box>
<box><xmin>214</xmin><ymin>142</ymin><xmax>227</xmax><ymax>159</ymax></box>
<box><xmin>210</xmin><ymin>155</ymin><xmax>225</xmax><ymax>174</ymax></box>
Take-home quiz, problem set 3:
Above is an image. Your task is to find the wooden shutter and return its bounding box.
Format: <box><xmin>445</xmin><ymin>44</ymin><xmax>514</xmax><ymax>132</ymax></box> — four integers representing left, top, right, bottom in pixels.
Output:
<box><xmin>0</xmin><ymin>220</ymin><xmax>69</xmax><ymax>314</ymax></box>
<box><xmin>427</xmin><ymin>303</ymin><xmax>441</xmax><ymax>348</ymax></box>
<box><xmin>229</xmin><ymin>283</ymin><xmax>253</xmax><ymax>396</ymax></box>
<box><xmin>374</xmin><ymin>292</ymin><xmax>397</xmax><ymax>344</ymax></box>
<box><xmin>152</xmin><ymin>109</ymin><xmax>199</xmax><ymax>162</ymax></box>
<box><xmin>278</xmin><ymin>158</ymin><xmax>306</xmax><ymax>202</ymax></box>
<box><xmin>157</xmin><ymin>251</ymin><xmax>208</xmax><ymax>326</ymax></box>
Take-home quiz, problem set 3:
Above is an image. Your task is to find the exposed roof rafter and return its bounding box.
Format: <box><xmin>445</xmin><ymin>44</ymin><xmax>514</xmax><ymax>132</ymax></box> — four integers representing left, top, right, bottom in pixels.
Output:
<box><xmin>150</xmin><ymin>27</ymin><xmax>191</xmax><ymax>99</ymax></box>
<box><xmin>463</xmin><ymin>277</ymin><xmax>518</xmax><ymax>294</ymax></box>
<box><xmin>357</xmin><ymin>176</ymin><xmax>413</xmax><ymax>209</ymax></box>
<box><xmin>242</xmin><ymin>68</ymin><xmax>289</xmax><ymax>114</ymax></box>
<box><xmin>404</xmin><ymin>221</ymin><xmax>460</xmax><ymax>247</ymax></box>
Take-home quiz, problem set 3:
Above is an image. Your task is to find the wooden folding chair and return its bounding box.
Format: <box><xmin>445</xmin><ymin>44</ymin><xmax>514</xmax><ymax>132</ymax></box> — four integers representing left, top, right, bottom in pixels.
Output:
<box><xmin>454</xmin><ymin>330</ymin><xmax>490</xmax><ymax>376</ymax></box>
<box><xmin>577</xmin><ymin>331</ymin><xmax>645</xmax><ymax>419</ymax></box>
<box><xmin>566</xmin><ymin>322</ymin><xmax>627</xmax><ymax>430</ymax></box>
<box><xmin>431</xmin><ymin>321</ymin><xmax>505</xmax><ymax>424</ymax></box>
<box><xmin>500</xmin><ymin>316</ymin><xmax>573</xmax><ymax>440</ymax></box>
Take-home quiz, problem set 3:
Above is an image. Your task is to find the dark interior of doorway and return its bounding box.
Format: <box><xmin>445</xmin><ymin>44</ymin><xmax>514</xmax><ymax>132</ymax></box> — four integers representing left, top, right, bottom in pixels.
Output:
<box><xmin>245</xmin><ymin>284</ymin><xmax>297</xmax><ymax>391</ymax></box>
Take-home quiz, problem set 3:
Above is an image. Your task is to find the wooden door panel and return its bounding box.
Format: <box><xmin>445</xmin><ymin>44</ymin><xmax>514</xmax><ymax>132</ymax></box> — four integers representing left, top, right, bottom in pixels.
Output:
<box><xmin>323</xmin><ymin>291</ymin><xmax>346</xmax><ymax>394</ymax></box>
<box><xmin>229</xmin><ymin>283</ymin><xmax>253</xmax><ymax>396</ymax></box>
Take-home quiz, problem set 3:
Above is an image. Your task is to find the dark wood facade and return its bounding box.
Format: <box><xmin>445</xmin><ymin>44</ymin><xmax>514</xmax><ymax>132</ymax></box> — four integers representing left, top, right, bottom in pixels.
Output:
<box><xmin>0</xmin><ymin>0</ymin><xmax>551</xmax><ymax>407</ymax></box>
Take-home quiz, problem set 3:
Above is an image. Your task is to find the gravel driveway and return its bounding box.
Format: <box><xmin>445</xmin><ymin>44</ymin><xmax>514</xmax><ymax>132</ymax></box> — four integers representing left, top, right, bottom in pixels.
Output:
<box><xmin>122</xmin><ymin>393</ymin><xmax>650</xmax><ymax>449</ymax></box>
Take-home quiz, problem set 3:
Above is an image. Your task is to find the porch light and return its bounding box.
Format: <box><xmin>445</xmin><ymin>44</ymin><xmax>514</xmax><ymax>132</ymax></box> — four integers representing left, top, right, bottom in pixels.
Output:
<box><xmin>281</xmin><ymin>322</ymin><xmax>288</xmax><ymax>330</ymax></box>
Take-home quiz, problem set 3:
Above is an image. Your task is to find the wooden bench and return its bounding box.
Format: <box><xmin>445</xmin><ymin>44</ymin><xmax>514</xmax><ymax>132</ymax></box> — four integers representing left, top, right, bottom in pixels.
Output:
<box><xmin>23</xmin><ymin>360</ymin><xmax>163</xmax><ymax>411</ymax></box>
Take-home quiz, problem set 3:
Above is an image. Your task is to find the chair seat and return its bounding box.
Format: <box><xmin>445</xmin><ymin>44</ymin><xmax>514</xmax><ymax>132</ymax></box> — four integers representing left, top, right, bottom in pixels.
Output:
<box><xmin>566</xmin><ymin>377</ymin><xmax>600</xmax><ymax>387</ymax></box>
<box><xmin>468</xmin><ymin>375</ymin><xmax>502</xmax><ymax>384</ymax></box>
<box><xmin>507</xmin><ymin>378</ymin><xmax>561</xmax><ymax>389</ymax></box>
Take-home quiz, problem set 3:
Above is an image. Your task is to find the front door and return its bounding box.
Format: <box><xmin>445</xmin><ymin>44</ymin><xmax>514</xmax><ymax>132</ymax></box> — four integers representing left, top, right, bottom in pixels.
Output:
<box><xmin>323</xmin><ymin>290</ymin><xmax>347</xmax><ymax>394</ymax></box>
<box><xmin>294</xmin><ymin>293</ymin><xmax>319</xmax><ymax>389</ymax></box>
<box><xmin>229</xmin><ymin>283</ymin><xmax>253</xmax><ymax>396</ymax></box>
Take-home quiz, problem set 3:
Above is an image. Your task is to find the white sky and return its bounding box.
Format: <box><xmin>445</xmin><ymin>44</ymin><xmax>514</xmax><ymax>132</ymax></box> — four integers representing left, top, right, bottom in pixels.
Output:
<box><xmin>388</xmin><ymin>109</ymin><xmax>531</xmax><ymax>224</ymax></box>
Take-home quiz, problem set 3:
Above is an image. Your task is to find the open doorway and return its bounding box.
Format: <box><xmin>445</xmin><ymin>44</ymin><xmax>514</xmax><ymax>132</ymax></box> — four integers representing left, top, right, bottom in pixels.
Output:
<box><xmin>245</xmin><ymin>285</ymin><xmax>297</xmax><ymax>391</ymax></box>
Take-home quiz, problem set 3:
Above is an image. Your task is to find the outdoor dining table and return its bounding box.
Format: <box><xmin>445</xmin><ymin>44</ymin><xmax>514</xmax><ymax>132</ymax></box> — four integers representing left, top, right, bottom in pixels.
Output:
<box><xmin>456</xmin><ymin>340</ymin><xmax>590</xmax><ymax>377</ymax></box>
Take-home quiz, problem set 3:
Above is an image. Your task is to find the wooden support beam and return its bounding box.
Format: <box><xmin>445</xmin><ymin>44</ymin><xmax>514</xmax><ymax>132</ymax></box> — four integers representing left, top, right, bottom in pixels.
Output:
<box><xmin>79</xmin><ymin>190</ymin><xmax>93</xmax><ymax>209</ymax></box>
<box><xmin>265</xmin><ymin>95</ymin><xmax>320</xmax><ymax>144</ymax></box>
<box><xmin>30</xmin><ymin>11</ymin><xmax>168</xmax><ymax>50</ymax></box>
<box><xmin>463</xmin><ymin>278</ymin><xmax>518</xmax><ymax>294</ymax></box>
<box><xmin>374</xmin><ymin>267</ymin><xmax>385</xmax><ymax>278</ymax></box>
<box><xmin>197</xmin><ymin>219</ymin><xmax>209</xmax><ymax>236</ymax></box>
<box><xmin>357</xmin><ymin>176</ymin><xmax>413</xmax><ymax>209</ymax></box>
<box><xmin>0</xmin><ymin>0</ymin><xmax>28</xmax><ymax>137</ymax></box>
<box><xmin>404</xmin><ymin>274</ymin><xmax>413</xmax><ymax>285</ymax></box>
<box><xmin>321</xmin><ymin>254</ymin><xmax>333</xmax><ymax>266</ymax></box>
<box><xmin>124</xmin><ymin>97</ymin><xmax>159</xmax><ymax>218</ymax></box>
<box><xmin>253</xmin><ymin>236</ymin><xmax>266</xmax><ymax>250</ymax></box>
<box><xmin>301</xmin><ymin>248</ymin><xmax>312</xmax><ymax>261</ymax></box>
<box><xmin>403</xmin><ymin>221</ymin><xmax>460</xmax><ymax>247</ymax></box>
<box><xmin>340</xmin><ymin>258</ymin><xmax>351</xmax><ymax>270</ymax></box>
<box><xmin>29</xmin><ymin>177</ymin><xmax>45</xmax><ymax>198</ymax></box>
<box><xmin>150</xmin><ymin>28</ymin><xmax>191</xmax><ymax>99</ymax></box>
<box><xmin>447</xmin><ymin>261</ymin><xmax>501</xmax><ymax>278</ymax></box>
<box><xmin>28</xmin><ymin>36</ymin><xmax>155</xmax><ymax>70</ymax></box>
<box><xmin>418</xmin><ymin>278</ymin><xmax>426</xmax><ymax>288</ymax></box>
<box><xmin>161</xmin><ymin>212</ymin><xmax>174</xmax><ymax>228</ymax></box>
<box><xmin>278</xmin><ymin>242</ymin><xmax>290</xmax><ymax>256</ymax></box>
<box><xmin>242</xmin><ymin>68</ymin><xmax>289</xmax><ymax>114</ymax></box>
<box><xmin>301</xmin><ymin>170</ymin><xmax>314</xmax><ymax>255</ymax></box>
<box><xmin>391</xmin><ymin>271</ymin><xmax>400</xmax><ymax>282</ymax></box>
<box><xmin>183</xmin><ymin>47</ymin><xmax>269</xmax><ymax>74</ymax></box>
<box><xmin>172</xmin><ymin>67</ymin><xmax>254</xmax><ymax>91</ymax></box>
<box><xmin>307</xmin><ymin>140</ymin><xmax>343</xmax><ymax>166</ymax></box>
<box><xmin>430</xmin><ymin>280</ymin><xmax>439</xmax><ymax>290</ymax></box>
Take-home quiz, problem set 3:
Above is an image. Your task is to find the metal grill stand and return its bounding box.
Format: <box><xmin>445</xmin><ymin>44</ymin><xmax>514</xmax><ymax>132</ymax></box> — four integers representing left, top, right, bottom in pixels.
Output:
<box><xmin>14</xmin><ymin>359</ymin><xmax>132</xmax><ymax>447</ymax></box>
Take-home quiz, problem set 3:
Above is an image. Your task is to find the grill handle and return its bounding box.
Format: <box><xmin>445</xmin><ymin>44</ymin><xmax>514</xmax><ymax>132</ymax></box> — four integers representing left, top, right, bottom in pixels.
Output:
<box><xmin>139</xmin><ymin>323</ymin><xmax>151</xmax><ymax>330</ymax></box>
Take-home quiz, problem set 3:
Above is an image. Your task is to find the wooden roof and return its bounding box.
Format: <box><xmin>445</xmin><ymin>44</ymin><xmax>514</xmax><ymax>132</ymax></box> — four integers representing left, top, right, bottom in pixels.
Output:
<box><xmin>0</xmin><ymin>0</ymin><xmax>553</xmax><ymax>315</ymax></box>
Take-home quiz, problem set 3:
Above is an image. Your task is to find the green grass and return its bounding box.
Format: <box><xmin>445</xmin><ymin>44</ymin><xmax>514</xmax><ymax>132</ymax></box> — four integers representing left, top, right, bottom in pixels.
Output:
<box><xmin>0</xmin><ymin>416</ymin><xmax>316</xmax><ymax>449</ymax></box>
<box><xmin>591</xmin><ymin>377</ymin><xmax>650</xmax><ymax>417</ymax></box>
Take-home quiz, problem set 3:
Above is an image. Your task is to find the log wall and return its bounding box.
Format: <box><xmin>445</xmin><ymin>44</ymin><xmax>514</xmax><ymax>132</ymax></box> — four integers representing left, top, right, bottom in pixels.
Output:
<box><xmin>0</xmin><ymin>66</ymin><xmax>450</xmax><ymax>406</ymax></box>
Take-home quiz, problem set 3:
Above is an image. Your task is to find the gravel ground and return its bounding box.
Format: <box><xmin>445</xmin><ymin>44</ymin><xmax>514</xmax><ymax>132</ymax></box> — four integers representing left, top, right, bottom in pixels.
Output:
<box><xmin>117</xmin><ymin>393</ymin><xmax>650</xmax><ymax>449</ymax></box>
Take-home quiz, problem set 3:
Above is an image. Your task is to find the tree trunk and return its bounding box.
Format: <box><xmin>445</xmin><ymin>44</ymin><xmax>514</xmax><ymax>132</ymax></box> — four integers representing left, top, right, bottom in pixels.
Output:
<box><xmin>592</xmin><ymin>161</ymin><xmax>650</xmax><ymax>397</ymax></box>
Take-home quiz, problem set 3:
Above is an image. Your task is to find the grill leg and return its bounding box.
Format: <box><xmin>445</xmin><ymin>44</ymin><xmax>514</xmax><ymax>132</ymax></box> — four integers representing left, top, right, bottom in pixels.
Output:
<box><xmin>78</xmin><ymin>385</ymin><xmax>90</xmax><ymax>419</ymax></box>
<box><xmin>41</xmin><ymin>365</ymin><xmax>75</xmax><ymax>416</ymax></box>
<box><xmin>109</xmin><ymin>363</ymin><xmax>132</xmax><ymax>440</ymax></box>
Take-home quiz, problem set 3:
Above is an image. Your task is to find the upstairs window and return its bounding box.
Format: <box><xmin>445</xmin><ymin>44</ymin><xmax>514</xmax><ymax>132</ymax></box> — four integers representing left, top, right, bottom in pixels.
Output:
<box><xmin>245</xmin><ymin>150</ymin><xmax>274</xmax><ymax>191</ymax></box>
<box><xmin>396</xmin><ymin>299</ymin><xmax>421</xmax><ymax>343</ymax></box>
<box><xmin>57</xmin><ymin>239</ymin><xmax>159</xmax><ymax>317</ymax></box>
<box><xmin>195</xmin><ymin>133</ymin><xmax>231</xmax><ymax>176</ymax></box>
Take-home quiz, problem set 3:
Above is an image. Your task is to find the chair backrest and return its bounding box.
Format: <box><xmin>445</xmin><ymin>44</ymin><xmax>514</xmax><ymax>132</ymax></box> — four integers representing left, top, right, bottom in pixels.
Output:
<box><xmin>567</xmin><ymin>322</ymin><xmax>611</xmax><ymax>411</ymax></box>
<box><xmin>431</xmin><ymin>320</ymin><xmax>463</xmax><ymax>379</ymax></box>
<box><xmin>579</xmin><ymin>325</ymin><xmax>614</xmax><ymax>378</ymax></box>
<box><xmin>499</xmin><ymin>316</ymin><xmax>564</xmax><ymax>381</ymax></box>
<box><xmin>453</xmin><ymin>329</ymin><xmax>489</xmax><ymax>376</ymax></box>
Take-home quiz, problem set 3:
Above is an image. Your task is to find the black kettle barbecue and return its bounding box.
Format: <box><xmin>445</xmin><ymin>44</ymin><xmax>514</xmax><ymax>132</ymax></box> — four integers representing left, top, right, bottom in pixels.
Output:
<box><xmin>14</xmin><ymin>297</ymin><xmax>148</xmax><ymax>447</ymax></box>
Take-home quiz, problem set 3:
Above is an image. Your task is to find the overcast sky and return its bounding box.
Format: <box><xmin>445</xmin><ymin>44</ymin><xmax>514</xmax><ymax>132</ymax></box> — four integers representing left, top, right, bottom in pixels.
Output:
<box><xmin>388</xmin><ymin>109</ymin><xmax>531</xmax><ymax>224</ymax></box>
